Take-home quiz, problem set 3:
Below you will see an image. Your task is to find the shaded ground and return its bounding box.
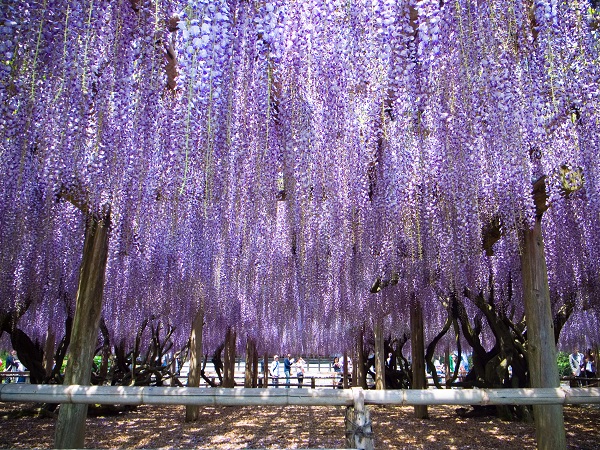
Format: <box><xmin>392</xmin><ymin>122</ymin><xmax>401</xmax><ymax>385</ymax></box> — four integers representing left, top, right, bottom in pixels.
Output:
<box><xmin>0</xmin><ymin>401</ymin><xmax>599</xmax><ymax>449</ymax></box>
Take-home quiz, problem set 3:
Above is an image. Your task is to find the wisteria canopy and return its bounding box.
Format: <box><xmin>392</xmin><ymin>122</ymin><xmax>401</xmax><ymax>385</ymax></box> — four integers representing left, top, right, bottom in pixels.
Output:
<box><xmin>1</xmin><ymin>0</ymin><xmax>599</xmax><ymax>356</ymax></box>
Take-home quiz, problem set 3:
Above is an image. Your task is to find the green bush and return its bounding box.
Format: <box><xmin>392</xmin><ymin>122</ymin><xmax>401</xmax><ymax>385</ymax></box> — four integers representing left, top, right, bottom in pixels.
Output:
<box><xmin>557</xmin><ymin>351</ymin><xmax>571</xmax><ymax>377</ymax></box>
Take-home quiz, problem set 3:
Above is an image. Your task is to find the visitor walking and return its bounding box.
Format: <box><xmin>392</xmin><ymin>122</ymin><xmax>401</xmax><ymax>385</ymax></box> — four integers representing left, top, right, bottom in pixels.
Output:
<box><xmin>295</xmin><ymin>356</ymin><xmax>306</xmax><ymax>388</ymax></box>
<box><xmin>270</xmin><ymin>355</ymin><xmax>281</xmax><ymax>387</ymax></box>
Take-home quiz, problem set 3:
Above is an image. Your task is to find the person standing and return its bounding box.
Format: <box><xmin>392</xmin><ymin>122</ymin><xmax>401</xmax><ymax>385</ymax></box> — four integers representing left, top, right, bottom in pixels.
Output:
<box><xmin>283</xmin><ymin>354</ymin><xmax>294</xmax><ymax>388</ymax></box>
<box><xmin>5</xmin><ymin>350</ymin><xmax>18</xmax><ymax>383</ymax></box>
<box><xmin>270</xmin><ymin>355</ymin><xmax>281</xmax><ymax>388</ymax></box>
<box><xmin>583</xmin><ymin>349</ymin><xmax>596</xmax><ymax>386</ymax></box>
<box><xmin>333</xmin><ymin>356</ymin><xmax>342</xmax><ymax>388</ymax></box>
<box><xmin>295</xmin><ymin>356</ymin><xmax>306</xmax><ymax>388</ymax></box>
<box><xmin>569</xmin><ymin>348</ymin><xmax>584</xmax><ymax>386</ymax></box>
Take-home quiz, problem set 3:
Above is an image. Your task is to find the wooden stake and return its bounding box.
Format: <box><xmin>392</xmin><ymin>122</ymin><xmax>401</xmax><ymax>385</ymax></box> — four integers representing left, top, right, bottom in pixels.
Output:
<box><xmin>54</xmin><ymin>215</ymin><xmax>110</xmax><ymax>449</ymax></box>
<box><xmin>185</xmin><ymin>306</ymin><xmax>204</xmax><ymax>422</ymax></box>
<box><xmin>345</xmin><ymin>387</ymin><xmax>374</xmax><ymax>450</ymax></box>
<box><xmin>521</xmin><ymin>218</ymin><xmax>566</xmax><ymax>449</ymax></box>
<box><xmin>374</xmin><ymin>319</ymin><xmax>385</xmax><ymax>390</ymax></box>
<box><xmin>411</xmin><ymin>297</ymin><xmax>428</xmax><ymax>419</ymax></box>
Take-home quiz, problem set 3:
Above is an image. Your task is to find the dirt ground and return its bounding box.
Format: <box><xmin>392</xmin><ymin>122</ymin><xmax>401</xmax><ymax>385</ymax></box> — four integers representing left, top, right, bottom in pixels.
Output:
<box><xmin>0</xmin><ymin>401</ymin><xmax>599</xmax><ymax>449</ymax></box>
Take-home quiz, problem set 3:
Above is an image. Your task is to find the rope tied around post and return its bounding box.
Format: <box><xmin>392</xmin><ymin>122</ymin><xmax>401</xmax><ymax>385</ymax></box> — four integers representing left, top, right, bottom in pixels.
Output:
<box><xmin>344</xmin><ymin>387</ymin><xmax>374</xmax><ymax>450</ymax></box>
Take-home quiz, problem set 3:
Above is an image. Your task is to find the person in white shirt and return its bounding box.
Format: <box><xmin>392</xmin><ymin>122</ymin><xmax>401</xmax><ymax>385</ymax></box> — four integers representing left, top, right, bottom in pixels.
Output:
<box><xmin>270</xmin><ymin>355</ymin><xmax>281</xmax><ymax>387</ymax></box>
<box><xmin>569</xmin><ymin>348</ymin><xmax>584</xmax><ymax>386</ymax></box>
<box><xmin>295</xmin><ymin>356</ymin><xmax>306</xmax><ymax>388</ymax></box>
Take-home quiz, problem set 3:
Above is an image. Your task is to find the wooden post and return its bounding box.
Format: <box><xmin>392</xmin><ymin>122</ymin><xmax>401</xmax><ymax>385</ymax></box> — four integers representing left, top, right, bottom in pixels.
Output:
<box><xmin>185</xmin><ymin>306</ymin><xmax>204</xmax><ymax>422</ymax></box>
<box><xmin>356</xmin><ymin>329</ymin><xmax>367</xmax><ymax>389</ymax></box>
<box><xmin>54</xmin><ymin>215</ymin><xmax>110</xmax><ymax>449</ymax></box>
<box><xmin>343</xmin><ymin>351</ymin><xmax>349</xmax><ymax>389</ymax></box>
<box><xmin>223</xmin><ymin>328</ymin><xmax>236</xmax><ymax>388</ymax></box>
<box><xmin>251</xmin><ymin>345</ymin><xmax>259</xmax><ymax>388</ymax></box>
<box><xmin>444</xmin><ymin>345</ymin><xmax>450</xmax><ymax>385</ymax></box>
<box><xmin>244</xmin><ymin>338</ymin><xmax>255</xmax><ymax>388</ymax></box>
<box><xmin>263</xmin><ymin>353</ymin><xmax>269</xmax><ymax>388</ymax></box>
<box><xmin>521</xmin><ymin>218</ymin><xmax>566</xmax><ymax>449</ymax></box>
<box><xmin>411</xmin><ymin>298</ymin><xmax>428</xmax><ymax>419</ymax></box>
<box><xmin>374</xmin><ymin>319</ymin><xmax>385</xmax><ymax>390</ymax></box>
<box><xmin>351</xmin><ymin>349</ymin><xmax>358</xmax><ymax>387</ymax></box>
<box><xmin>43</xmin><ymin>326</ymin><xmax>55</xmax><ymax>378</ymax></box>
<box><xmin>345</xmin><ymin>387</ymin><xmax>374</xmax><ymax>450</ymax></box>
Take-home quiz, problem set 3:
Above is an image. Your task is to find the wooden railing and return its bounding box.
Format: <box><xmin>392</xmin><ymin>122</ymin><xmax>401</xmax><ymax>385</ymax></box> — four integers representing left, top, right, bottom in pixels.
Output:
<box><xmin>0</xmin><ymin>371</ymin><xmax>30</xmax><ymax>382</ymax></box>
<box><xmin>2</xmin><ymin>385</ymin><xmax>599</xmax><ymax>449</ymax></box>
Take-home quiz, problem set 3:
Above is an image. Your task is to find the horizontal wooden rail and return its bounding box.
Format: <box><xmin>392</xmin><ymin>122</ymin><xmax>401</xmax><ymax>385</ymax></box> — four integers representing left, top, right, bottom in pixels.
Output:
<box><xmin>1</xmin><ymin>385</ymin><xmax>599</xmax><ymax>406</ymax></box>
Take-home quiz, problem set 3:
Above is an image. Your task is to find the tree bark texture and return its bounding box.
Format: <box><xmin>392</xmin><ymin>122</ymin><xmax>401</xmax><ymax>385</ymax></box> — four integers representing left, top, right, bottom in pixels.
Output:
<box><xmin>54</xmin><ymin>215</ymin><xmax>110</xmax><ymax>449</ymax></box>
<box><xmin>251</xmin><ymin>344</ymin><xmax>259</xmax><ymax>388</ymax></box>
<box><xmin>263</xmin><ymin>353</ymin><xmax>269</xmax><ymax>388</ymax></box>
<box><xmin>343</xmin><ymin>350</ymin><xmax>349</xmax><ymax>389</ymax></box>
<box><xmin>411</xmin><ymin>299</ymin><xmax>428</xmax><ymax>419</ymax></box>
<box><xmin>244</xmin><ymin>338</ymin><xmax>256</xmax><ymax>388</ymax></box>
<box><xmin>374</xmin><ymin>320</ymin><xmax>385</xmax><ymax>390</ymax></box>
<box><xmin>520</xmin><ymin>218</ymin><xmax>566</xmax><ymax>450</ymax></box>
<box><xmin>186</xmin><ymin>307</ymin><xmax>205</xmax><ymax>422</ymax></box>
<box><xmin>223</xmin><ymin>327</ymin><xmax>236</xmax><ymax>388</ymax></box>
<box><xmin>356</xmin><ymin>330</ymin><xmax>367</xmax><ymax>389</ymax></box>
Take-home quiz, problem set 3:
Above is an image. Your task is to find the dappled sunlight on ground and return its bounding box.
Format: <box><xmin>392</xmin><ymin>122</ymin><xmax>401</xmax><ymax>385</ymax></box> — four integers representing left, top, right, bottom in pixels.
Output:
<box><xmin>0</xmin><ymin>402</ymin><xmax>598</xmax><ymax>449</ymax></box>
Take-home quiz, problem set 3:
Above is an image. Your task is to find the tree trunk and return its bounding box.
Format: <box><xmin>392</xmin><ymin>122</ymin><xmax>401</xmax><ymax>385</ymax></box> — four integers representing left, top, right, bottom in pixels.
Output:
<box><xmin>98</xmin><ymin>319</ymin><xmax>111</xmax><ymax>383</ymax></box>
<box><xmin>356</xmin><ymin>329</ymin><xmax>367</xmax><ymax>389</ymax></box>
<box><xmin>374</xmin><ymin>319</ymin><xmax>385</xmax><ymax>390</ymax></box>
<box><xmin>263</xmin><ymin>353</ymin><xmax>269</xmax><ymax>388</ymax></box>
<box><xmin>244</xmin><ymin>338</ymin><xmax>255</xmax><ymax>388</ymax></box>
<box><xmin>411</xmin><ymin>299</ymin><xmax>428</xmax><ymax>419</ymax></box>
<box><xmin>520</xmin><ymin>218</ymin><xmax>566</xmax><ymax>449</ymax></box>
<box><xmin>251</xmin><ymin>345</ymin><xmax>259</xmax><ymax>388</ymax></box>
<box><xmin>186</xmin><ymin>307</ymin><xmax>205</xmax><ymax>422</ymax></box>
<box><xmin>43</xmin><ymin>326</ymin><xmax>55</xmax><ymax>378</ymax></box>
<box><xmin>223</xmin><ymin>327</ymin><xmax>236</xmax><ymax>388</ymax></box>
<box><xmin>351</xmin><ymin>348</ymin><xmax>358</xmax><ymax>387</ymax></box>
<box><xmin>444</xmin><ymin>345</ymin><xmax>450</xmax><ymax>383</ymax></box>
<box><xmin>343</xmin><ymin>350</ymin><xmax>349</xmax><ymax>389</ymax></box>
<box><xmin>10</xmin><ymin>328</ymin><xmax>45</xmax><ymax>384</ymax></box>
<box><xmin>55</xmin><ymin>214</ymin><xmax>110</xmax><ymax>449</ymax></box>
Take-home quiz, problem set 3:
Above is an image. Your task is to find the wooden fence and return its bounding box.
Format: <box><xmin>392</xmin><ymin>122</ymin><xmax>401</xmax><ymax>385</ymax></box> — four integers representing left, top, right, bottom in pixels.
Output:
<box><xmin>1</xmin><ymin>385</ymin><xmax>599</xmax><ymax>449</ymax></box>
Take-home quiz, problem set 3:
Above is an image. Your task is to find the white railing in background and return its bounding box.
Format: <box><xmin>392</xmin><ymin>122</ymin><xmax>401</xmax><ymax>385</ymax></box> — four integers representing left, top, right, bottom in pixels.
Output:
<box><xmin>1</xmin><ymin>384</ymin><xmax>599</xmax><ymax>406</ymax></box>
<box><xmin>2</xmin><ymin>385</ymin><xmax>599</xmax><ymax>450</ymax></box>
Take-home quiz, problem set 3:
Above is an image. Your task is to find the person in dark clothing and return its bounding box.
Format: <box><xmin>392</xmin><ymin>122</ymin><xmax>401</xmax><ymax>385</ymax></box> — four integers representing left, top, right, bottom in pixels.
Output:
<box><xmin>283</xmin><ymin>354</ymin><xmax>294</xmax><ymax>388</ymax></box>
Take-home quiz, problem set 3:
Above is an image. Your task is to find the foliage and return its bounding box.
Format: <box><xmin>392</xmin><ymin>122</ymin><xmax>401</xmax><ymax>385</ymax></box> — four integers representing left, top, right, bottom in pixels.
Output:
<box><xmin>0</xmin><ymin>0</ymin><xmax>599</xmax><ymax>359</ymax></box>
<box><xmin>557</xmin><ymin>351</ymin><xmax>572</xmax><ymax>378</ymax></box>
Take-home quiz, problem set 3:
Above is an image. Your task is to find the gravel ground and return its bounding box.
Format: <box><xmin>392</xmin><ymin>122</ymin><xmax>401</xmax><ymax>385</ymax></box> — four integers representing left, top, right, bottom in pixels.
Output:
<box><xmin>0</xmin><ymin>401</ymin><xmax>599</xmax><ymax>449</ymax></box>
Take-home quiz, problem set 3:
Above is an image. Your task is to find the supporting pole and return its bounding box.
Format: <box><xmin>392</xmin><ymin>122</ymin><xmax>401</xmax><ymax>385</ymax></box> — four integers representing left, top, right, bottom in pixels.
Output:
<box><xmin>186</xmin><ymin>306</ymin><xmax>205</xmax><ymax>422</ymax></box>
<box><xmin>374</xmin><ymin>319</ymin><xmax>385</xmax><ymax>390</ymax></box>
<box><xmin>343</xmin><ymin>350</ymin><xmax>349</xmax><ymax>389</ymax></box>
<box><xmin>411</xmin><ymin>297</ymin><xmax>428</xmax><ymax>419</ymax></box>
<box><xmin>345</xmin><ymin>387</ymin><xmax>374</xmax><ymax>450</ymax></box>
<box><xmin>263</xmin><ymin>353</ymin><xmax>269</xmax><ymax>388</ymax></box>
<box><xmin>521</xmin><ymin>218</ymin><xmax>566</xmax><ymax>450</ymax></box>
<box><xmin>251</xmin><ymin>345</ymin><xmax>259</xmax><ymax>388</ymax></box>
<box><xmin>356</xmin><ymin>329</ymin><xmax>367</xmax><ymax>389</ymax></box>
<box><xmin>43</xmin><ymin>326</ymin><xmax>55</xmax><ymax>378</ymax></box>
<box><xmin>54</xmin><ymin>215</ymin><xmax>110</xmax><ymax>449</ymax></box>
<box><xmin>244</xmin><ymin>338</ymin><xmax>255</xmax><ymax>388</ymax></box>
<box><xmin>223</xmin><ymin>328</ymin><xmax>236</xmax><ymax>388</ymax></box>
<box><xmin>351</xmin><ymin>348</ymin><xmax>358</xmax><ymax>387</ymax></box>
